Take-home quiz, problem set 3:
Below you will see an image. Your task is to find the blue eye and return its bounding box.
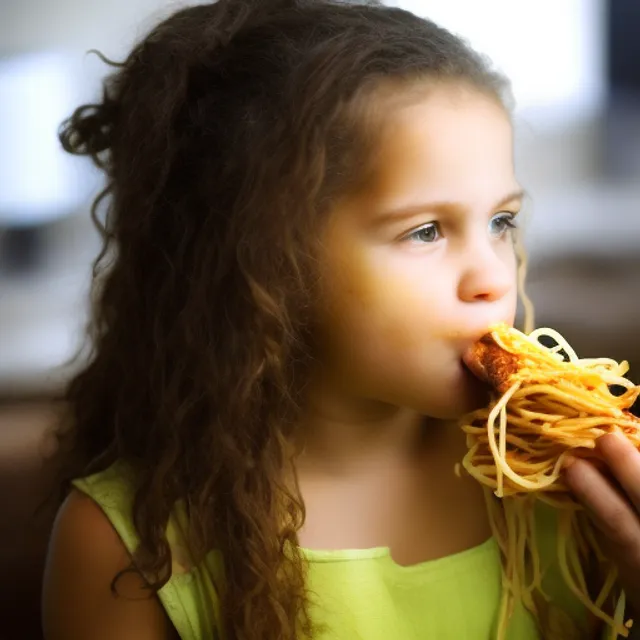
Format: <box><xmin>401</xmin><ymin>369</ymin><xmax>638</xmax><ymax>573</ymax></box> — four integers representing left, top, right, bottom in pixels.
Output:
<box><xmin>489</xmin><ymin>212</ymin><xmax>518</xmax><ymax>237</ymax></box>
<box><xmin>407</xmin><ymin>222</ymin><xmax>440</xmax><ymax>244</ymax></box>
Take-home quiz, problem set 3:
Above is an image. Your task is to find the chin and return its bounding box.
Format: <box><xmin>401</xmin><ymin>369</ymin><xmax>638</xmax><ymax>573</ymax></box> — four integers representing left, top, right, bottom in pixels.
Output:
<box><xmin>429</xmin><ymin>371</ymin><xmax>490</xmax><ymax>419</ymax></box>
<box><xmin>427</xmin><ymin>397</ymin><xmax>486</xmax><ymax>421</ymax></box>
<box><xmin>460</xmin><ymin>372</ymin><xmax>491</xmax><ymax>413</ymax></box>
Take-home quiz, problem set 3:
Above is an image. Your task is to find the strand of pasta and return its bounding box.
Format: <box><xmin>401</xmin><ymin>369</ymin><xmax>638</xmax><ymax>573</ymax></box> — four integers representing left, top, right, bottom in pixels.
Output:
<box><xmin>469</xmin><ymin>400</ymin><xmax>632</xmax><ymax>636</ymax></box>
<box><xmin>460</xmin><ymin>325</ymin><xmax>640</xmax><ymax>640</ymax></box>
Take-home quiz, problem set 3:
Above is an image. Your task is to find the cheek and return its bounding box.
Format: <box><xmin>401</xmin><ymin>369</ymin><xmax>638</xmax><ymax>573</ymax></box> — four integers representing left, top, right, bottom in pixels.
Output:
<box><xmin>321</xmin><ymin>245</ymin><xmax>373</xmax><ymax>311</ymax></box>
<box><xmin>376</xmin><ymin>271</ymin><xmax>452</xmax><ymax>351</ymax></box>
<box><xmin>507</xmin><ymin>245</ymin><xmax>520</xmax><ymax>309</ymax></box>
<box><xmin>326</xmin><ymin>248</ymin><xmax>450</xmax><ymax>353</ymax></box>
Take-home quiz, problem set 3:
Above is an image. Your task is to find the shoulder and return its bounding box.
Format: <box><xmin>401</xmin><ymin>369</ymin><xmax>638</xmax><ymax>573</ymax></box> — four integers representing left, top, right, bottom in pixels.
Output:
<box><xmin>42</xmin><ymin>488</ymin><xmax>178</xmax><ymax>640</ymax></box>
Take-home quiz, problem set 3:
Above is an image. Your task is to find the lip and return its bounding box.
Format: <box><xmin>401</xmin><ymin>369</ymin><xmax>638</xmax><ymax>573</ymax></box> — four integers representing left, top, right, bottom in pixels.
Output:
<box><xmin>461</xmin><ymin>352</ymin><xmax>486</xmax><ymax>384</ymax></box>
<box><xmin>459</xmin><ymin>346</ymin><xmax>477</xmax><ymax>368</ymax></box>
<box><xmin>453</xmin><ymin>320</ymin><xmax>512</xmax><ymax>374</ymax></box>
<box><xmin>458</xmin><ymin>357</ymin><xmax>492</xmax><ymax>408</ymax></box>
<box><xmin>462</xmin><ymin>344</ymin><xmax>482</xmax><ymax>370</ymax></box>
<box><xmin>459</xmin><ymin>327</ymin><xmax>503</xmax><ymax>381</ymax></box>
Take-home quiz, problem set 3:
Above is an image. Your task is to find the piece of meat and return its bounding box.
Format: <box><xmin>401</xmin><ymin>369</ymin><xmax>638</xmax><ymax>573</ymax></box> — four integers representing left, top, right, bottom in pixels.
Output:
<box><xmin>464</xmin><ymin>333</ymin><xmax>520</xmax><ymax>394</ymax></box>
<box><xmin>464</xmin><ymin>333</ymin><xmax>640</xmax><ymax>432</ymax></box>
<box><xmin>464</xmin><ymin>333</ymin><xmax>640</xmax><ymax>451</ymax></box>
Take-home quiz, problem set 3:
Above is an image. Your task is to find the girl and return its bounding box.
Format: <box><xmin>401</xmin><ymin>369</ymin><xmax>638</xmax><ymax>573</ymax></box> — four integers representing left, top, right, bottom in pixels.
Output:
<box><xmin>42</xmin><ymin>1</ymin><xmax>640</xmax><ymax>639</ymax></box>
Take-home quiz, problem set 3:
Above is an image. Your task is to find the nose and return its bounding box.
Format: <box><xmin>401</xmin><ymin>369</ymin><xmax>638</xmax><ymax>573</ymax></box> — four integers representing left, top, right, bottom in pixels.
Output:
<box><xmin>457</xmin><ymin>241</ymin><xmax>515</xmax><ymax>303</ymax></box>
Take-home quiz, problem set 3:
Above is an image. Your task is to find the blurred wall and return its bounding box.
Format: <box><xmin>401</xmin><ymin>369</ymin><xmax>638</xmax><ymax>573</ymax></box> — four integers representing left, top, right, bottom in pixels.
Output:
<box><xmin>1</xmin><ymin>0</ymin><xmax>177</xmax><ymax>55</ymax></box>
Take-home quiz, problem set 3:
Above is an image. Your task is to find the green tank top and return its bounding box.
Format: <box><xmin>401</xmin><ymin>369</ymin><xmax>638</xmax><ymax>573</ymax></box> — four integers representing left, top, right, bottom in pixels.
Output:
<box><xmin>72</xmin><ymin>461</ymin><xmax>590</xmax><ymax>640</ymax></box>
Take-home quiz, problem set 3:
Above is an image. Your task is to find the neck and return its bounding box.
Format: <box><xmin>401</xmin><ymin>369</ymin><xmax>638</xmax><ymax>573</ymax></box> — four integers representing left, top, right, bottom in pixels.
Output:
<box><xmin>294</xmin><ymin>374</ymin><xmax>465</xmax><ymax>476</ymax></box>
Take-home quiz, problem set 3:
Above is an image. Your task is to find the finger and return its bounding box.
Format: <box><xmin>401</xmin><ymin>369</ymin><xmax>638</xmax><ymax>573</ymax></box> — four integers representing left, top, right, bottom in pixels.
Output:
<box><xmin>585</xmin><ymin>518</ymin><xmax>640</xmax><ymax>616</ymax></box>
<box><xmin>597</xmin><ymin>432</ymin><xmax>640</xmax><ymax>513</ymax></box>
<box><xmin>564</xmin><ymin>457</ymin><xmax>640</xmax><ymax>551</ymax></box>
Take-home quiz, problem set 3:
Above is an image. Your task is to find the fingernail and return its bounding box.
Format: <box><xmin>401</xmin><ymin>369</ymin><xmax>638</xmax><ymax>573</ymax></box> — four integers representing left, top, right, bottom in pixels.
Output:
<box><xmin>563</xmin><ymin>455</ymin><xmax>577</xmax><ymax>470</ymax></box>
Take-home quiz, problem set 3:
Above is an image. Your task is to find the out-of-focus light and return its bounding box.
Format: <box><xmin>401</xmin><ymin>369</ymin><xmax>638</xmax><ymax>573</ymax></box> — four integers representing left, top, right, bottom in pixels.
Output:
<box><xmin>391</xmin><ymin>0</ymin><xmax>606</xmax><ymax>131</ymax></box>
<box><xmin>0</xmin><ymin>51</ymin><xmax>100</xmax><ymax>226</ymax></box>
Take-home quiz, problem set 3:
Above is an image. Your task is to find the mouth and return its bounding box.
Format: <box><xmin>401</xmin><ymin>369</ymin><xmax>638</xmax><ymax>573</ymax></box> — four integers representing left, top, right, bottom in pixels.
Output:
<box><xmin>461</xmin><ymin>348</ymin><xmax>486</xmax><ymax>382</ymax></box>
<box><xmin>460</xmin><ymin>322</ymin><xmax>513</xmax><ymax>377</ymax></box>
<box><xmin>457</xmin><ymin>358</ymin><xmax>492</xmax><ymax>410</ymax></box>
<box><xmin>460</xmin><ymin>332</ymin><xmax>503</xmax><ymax>386</ymax></box>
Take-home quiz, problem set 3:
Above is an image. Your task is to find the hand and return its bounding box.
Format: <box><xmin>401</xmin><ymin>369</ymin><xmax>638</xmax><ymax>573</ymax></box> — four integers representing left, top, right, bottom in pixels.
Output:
<box><xmin>564</xmin><ymin>432</ymin><xmax>640</xmax><ymax>615</ymax></box>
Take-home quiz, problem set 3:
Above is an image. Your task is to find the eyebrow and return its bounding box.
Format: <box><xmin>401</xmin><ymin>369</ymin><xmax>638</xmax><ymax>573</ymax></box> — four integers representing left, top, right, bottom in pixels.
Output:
<box><xmin>374</xmin><ymin>188</ymin><xmax>527</xmax><ymax>226</ymax></box>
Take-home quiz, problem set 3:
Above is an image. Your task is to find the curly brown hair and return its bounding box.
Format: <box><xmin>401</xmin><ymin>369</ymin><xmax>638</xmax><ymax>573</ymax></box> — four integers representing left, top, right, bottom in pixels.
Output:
<box><xmin>53</xmin><ymin>1</ymin><xmax>512</xmax><ymax>638</ymax></box>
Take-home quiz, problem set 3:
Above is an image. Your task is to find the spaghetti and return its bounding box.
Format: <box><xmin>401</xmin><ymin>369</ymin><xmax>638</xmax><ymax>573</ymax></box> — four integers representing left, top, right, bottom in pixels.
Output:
<box><xmin>459</xmin><ymin>323</ymin><xmax>640</xmax><ymax>639</ymax></box>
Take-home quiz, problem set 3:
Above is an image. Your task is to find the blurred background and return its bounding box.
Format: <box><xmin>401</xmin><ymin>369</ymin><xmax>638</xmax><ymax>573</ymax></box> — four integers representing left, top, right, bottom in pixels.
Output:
<box><xmin>0</xmin><ymin>0</ymin><xmax>638</xmax><ymax>637</ymax></box>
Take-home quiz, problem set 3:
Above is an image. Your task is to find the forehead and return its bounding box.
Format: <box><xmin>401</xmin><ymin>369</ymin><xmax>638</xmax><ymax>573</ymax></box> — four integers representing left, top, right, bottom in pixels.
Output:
<box><xmin>350</xmin><ymin>84</ymin><xmax>516</xmax><ymax>214</ymax></box>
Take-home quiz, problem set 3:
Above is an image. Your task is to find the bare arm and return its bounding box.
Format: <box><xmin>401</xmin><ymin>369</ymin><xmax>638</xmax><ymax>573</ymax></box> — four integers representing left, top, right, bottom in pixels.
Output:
<box><xmin>42</xmin><ymin>489</ymin><xmax>178</xmax><ymax>640</ymax></box>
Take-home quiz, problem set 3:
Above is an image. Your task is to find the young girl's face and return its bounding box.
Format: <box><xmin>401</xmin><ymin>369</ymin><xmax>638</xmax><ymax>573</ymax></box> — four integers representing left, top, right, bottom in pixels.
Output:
<box><xmin>315</xmin><ymin>84</ymin><xmax>522</xmax><ymax>420</ymax></box>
